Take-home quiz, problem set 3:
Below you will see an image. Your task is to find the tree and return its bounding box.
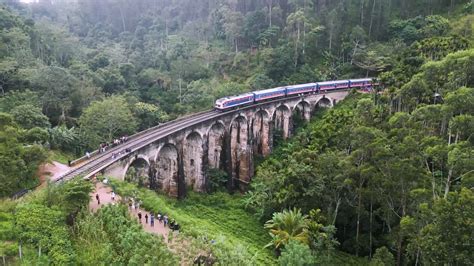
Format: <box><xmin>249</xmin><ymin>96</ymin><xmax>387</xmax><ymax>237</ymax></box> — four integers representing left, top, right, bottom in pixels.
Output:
<box><xmin>132</xmin><ymin>102</ymin><xmax>169</xmax><ymax>130</ymax></box>
<box><xmin>14</xmin><ymin>203</ymin><xmax>75</xmax><ymax>264</ymax></box>
<box><xmin>404</xmin><ymin>188</ymin><xmax>474</xmax><ymax>265</ymax></box>
<box><xmin>278</xmin><ymin>240</ymin><xmax>315</xmax><ymax>266</ymax></box>
<box><xmin>10</xmin><ymin>104</ymin><xmax>51</xmax><ymax>129</ymax></box>
<box><xmin>307</xmin><ymin>209</ymin><xmax>338</xmax><ymax>262</ymax></box>
<box><xmin>0</xmin><ymin>113</ymin><xmax>47</xmax><ymax>197</ymax></box>
<box><xmin>30</xmin><ymin>66</ymin><xmax>78</xmax><ymax>124</ymax></box>
<box><xmin>265</xmin><ymin>208</ymin><xmax>310</xmax><ymax>251</ymax></box>
<box><xmin>369</xmin><ymin>246</ymin><xmax>395</xmax><ymax>266</ymax></box>
<box><xmin>79</xmin><ymin>96</ymin><xmax>137</xmax><ymax>148</ymax></box>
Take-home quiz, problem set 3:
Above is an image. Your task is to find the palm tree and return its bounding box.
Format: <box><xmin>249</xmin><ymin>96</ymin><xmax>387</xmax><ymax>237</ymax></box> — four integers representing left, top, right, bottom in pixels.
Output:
<box><xmin>264</xmin><ymin>208</ymin><xmax>309</xmax><ymax>250</ymax></box>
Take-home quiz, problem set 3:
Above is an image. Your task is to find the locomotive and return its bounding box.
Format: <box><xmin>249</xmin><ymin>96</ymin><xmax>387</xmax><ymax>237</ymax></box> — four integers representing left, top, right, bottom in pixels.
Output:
<box><xmin>214</xmin><ymin>78</ymin><xmax>374</xmax><ymax>110</ymax></box>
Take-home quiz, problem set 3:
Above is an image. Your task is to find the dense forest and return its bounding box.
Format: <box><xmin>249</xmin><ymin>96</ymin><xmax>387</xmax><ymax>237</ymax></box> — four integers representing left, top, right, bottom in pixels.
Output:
<box><xmin>0</xmin><ymin>0</ymin><xmax>473</xmax><ymax>265</ymax></box>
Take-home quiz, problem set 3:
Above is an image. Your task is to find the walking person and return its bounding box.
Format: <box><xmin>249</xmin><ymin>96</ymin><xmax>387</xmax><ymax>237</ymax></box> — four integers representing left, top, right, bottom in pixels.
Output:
<box><xmin>138</xmin><ymin>211</ymin><xmax>142</xmax><ymax>223</ymax></box>
<box><xmin>164</xmin><ymin>215</ymin><xmax>168</xmax><ymax>227</ymax></box>
<box><xmin>95</xmin><ymin>194</ymin><xmax>100</xmax><ymax>205</ymax></box>
<box><xmin>145</xmin><ymin>213</ymin><xmax>148</xmax><ymax>224</ymax></box>
<box><xmin>157</xmin><ymin>213</ymin><xmax>162</xmax><ymax>223</ymax></box>
<box><xmin>111</xmin><ymin>191</ymin><xmax>115</xmax><ymax>201</ymax></box>
<box><xmin>150</xmin><ymin>214</ymin><xmax>155</xmax><ymax>227</ymax></box>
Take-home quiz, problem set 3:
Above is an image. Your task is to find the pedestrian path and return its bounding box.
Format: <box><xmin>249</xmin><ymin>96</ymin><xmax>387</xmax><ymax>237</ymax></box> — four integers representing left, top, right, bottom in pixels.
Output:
<box><xmin>89</xmin><ymin>181</ymin><xmax>171</xmax><ymax>241</ymax></box>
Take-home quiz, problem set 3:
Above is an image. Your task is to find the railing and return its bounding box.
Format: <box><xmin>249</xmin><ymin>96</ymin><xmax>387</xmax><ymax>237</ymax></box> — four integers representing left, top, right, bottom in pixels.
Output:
<box><xmin>69</xmin><ymin>109</ymin><xmax>213</xmax><ymax>167</ymax></box>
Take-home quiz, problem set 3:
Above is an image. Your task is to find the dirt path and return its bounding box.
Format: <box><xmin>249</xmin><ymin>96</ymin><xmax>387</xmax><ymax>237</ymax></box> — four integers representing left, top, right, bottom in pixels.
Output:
<box><xmin>89</xmin><ymin>181</ymin><xmax>171</xmax><ymax>241</ymax></box>
<box><xmin>37</xmin><ymin>161</ymin><xmax>72</xmax><ymax>188</ymax></box>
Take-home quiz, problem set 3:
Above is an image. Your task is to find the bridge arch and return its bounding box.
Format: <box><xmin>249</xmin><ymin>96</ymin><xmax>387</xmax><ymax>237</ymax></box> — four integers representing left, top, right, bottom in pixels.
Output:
<box><xmin>156</xmin><ymin>143</ymin><xmax>179</xmax><ymax>197</ymax></box>
<box><xmin>207</xmin><ymin>121</ymin><xmax>226</xmax><ymax>170</ymax></box>
<box><xmin>183</xmin><ymin>131</ymin><xmax>205</xmax><ymax>192</ymax></box>
<box><xmin>272</xmin><ymin>104</ymin><xmax>292</xmax><ymax>139</ymax></box>
<box><xmin>293</xmin><ymin>100</ymin><xmax>311</xmax><ymax>122</ymax></box>
<box><xmin>123</xmin><ymin>155</ymin><xmax>150</xmax><ymax>186</ymax></box>
<box><xmin>315</xmin><ymin>96</ymin><xmax>333</xmax><ymax>109</ymax></box>
<box><xmin>252</xmin><ymin>109</ymin><xmax>272</xmax><ymax>156</ymax></box>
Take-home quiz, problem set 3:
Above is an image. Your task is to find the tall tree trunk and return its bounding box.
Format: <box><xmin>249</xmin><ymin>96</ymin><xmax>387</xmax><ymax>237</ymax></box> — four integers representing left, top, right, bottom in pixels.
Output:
<box><xmin>444</xmin><ymin>169</ymin><xmax>453</xmax><ymax>199</ymax></box>
<box><xmin>332</xmin><ymin>197</ymin><xmax>341</xmax><ymax>225</ymax></box>
<box><xmin>369</xmin><ymin>198</ymin><xmax>373</xmax><ymax>258</ymax></box>
<box><xmin>268</xmin><ymin>0</ymin><xmax>273</xmax><ymax>27</ymax></box>
<box><xmin>368</xmin><ymin>0</ymin><xmax>376</xmax><ymax>39</ymax></box>
<box><xmin>295</xmin><ymin>23</ymin><xmax>300</xmax><ymax>67</ymax></box>
<box><xmin>118</xmin><ymin>4</ymin><xmax>126</xmax><ymax>32</ymax></box>
<box><xmin>355</xmin><ymin>186</ymin><xmax>363</xmax><ymax>256</ymax></box>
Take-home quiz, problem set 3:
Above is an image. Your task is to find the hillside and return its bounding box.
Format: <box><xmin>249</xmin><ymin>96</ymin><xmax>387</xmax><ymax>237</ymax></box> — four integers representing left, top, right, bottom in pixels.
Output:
<box><xmin>0</xmin><ymin>0</ymin><xmax>473</xmax><ymax>265</ymax></box>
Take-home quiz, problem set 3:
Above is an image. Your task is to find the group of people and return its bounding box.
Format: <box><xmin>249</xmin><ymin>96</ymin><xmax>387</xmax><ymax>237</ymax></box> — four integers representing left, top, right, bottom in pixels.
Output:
<box><xmin>128</xmin><ymin>197</ymin><xmax>180</xmax><ymax>231</ymax></box>
<box><xmin>98</xmin><ymin>135</ymin><xmax>129</xmax><ymax>153</ymax></box>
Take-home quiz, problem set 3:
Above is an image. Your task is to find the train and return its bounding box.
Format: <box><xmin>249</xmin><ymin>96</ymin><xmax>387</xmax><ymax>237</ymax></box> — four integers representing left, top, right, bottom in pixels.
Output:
<box><xmin>214</xmin><ymin>78</ymin><xmax>375</xmax><ymax>110</ymax></box>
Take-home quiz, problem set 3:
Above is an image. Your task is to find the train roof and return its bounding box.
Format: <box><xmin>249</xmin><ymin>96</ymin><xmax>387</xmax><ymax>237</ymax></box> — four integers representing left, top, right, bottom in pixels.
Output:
<box><xmin>253</xmin><ymin>86</ymin><xmax>286</xmax><ymax>94</ymax></box>
<box><xmin>288</xmin><ymin>83</ymin><xmax>317</xmax><ymax>88</ymax></box>
<box><xmin>333</xmin><ymin>79</ymin><xmax>350</xmax><ymax>84</ymax></box>
<box><xmin>350</xmin><ymin>78</ymin><xmax>373</xmax><ymax>82</ymax></box>
<box><xmin>317</xmin><ymin>81</ymin><xmax>336</xmax><ymax>85</ymax></box>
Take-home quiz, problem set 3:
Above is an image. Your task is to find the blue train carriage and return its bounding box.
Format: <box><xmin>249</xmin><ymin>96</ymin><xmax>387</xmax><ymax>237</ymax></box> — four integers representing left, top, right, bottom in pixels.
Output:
<box><xmin>253</xmin><ymin>87</ymin><xmax>287</xmax><ymax>102</ymax></box>
<box><xmin>285</xmin><ymin>83</ymin><xmax>317</xmax><ymax>96</ymax></box>
<box><xmin>317</xmin><ymin>81</ymin><xmax>337</xmax><ymax>92</ymax></box>
<box><xmin>349</xmin><ymin>78</ymin><xmax>374</xmax><ymax>92</ymax></box>
<box><xmin>334</xmin><ymin>80</ymin><xmax>350</xmax><ymax>89</ymax></box>
<box><xmin>349</xmin><ymin>78</ymin><xmax>372</xmax><ymax>88</ymax></box>
<box><xmin>214</xmin><ymin>92</ymin><xmax>254</xmax><ymax>110</ymax></box>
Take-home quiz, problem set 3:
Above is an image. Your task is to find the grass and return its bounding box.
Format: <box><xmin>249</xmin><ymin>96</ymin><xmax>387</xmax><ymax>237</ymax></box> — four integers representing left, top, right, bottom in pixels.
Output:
<box><xmin>48</xmin><ymin>150</ymin><xmax>75</xmax><ymax>165</ymax></box>
<box><xmin>110</xmin><ymin>180</ymin><xmax>275</xmax><ymax>265</ymax></box>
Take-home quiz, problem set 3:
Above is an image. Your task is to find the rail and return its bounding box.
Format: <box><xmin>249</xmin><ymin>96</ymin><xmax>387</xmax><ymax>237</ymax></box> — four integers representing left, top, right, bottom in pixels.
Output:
<box><xmin>69</xmin><ymin>109</ymin><xmax>213</xmax><ymax>166</ymax></box>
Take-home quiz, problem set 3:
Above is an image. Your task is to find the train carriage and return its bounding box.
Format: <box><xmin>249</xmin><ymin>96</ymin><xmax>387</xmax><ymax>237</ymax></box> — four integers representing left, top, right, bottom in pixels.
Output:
<box><xmin>317</xmin><ymin>81</ymin><xmax>336</xmax><ymax>91</ymax></box>
<box><xmin>253</xmin><ymin>87</ymin><xmax>287</xmax><ymax>102</ymax></box>
<box><xmin>214</xmin><ymin>93</ymin><xmax>254</xmax><ymax>110</ymax></box>
<box><xmin>334</xmin><ymin>80</ymin><xmax>350</xmax><ymax>89</ymax></box>
<box><xmin>349</xmin><ymin>78</ymin><xmax>372</xmax><ymax>88</ymax></box>
<box><xmin>286</xmin><ymin>83</ymin><xmax>317</xmax><ymax>96</ymax></box>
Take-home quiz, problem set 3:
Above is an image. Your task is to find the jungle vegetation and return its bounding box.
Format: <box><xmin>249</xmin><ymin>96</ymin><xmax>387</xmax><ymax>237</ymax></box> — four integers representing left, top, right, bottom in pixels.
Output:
<box><xmin>0</xmin><ymin>0</ymin><xmax>473</xmax><ymax>264</ymax></box>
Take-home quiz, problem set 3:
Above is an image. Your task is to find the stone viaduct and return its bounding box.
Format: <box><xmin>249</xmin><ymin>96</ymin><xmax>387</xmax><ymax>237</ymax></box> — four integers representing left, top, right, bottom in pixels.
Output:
<box><xmin>81</xmin><ymin>91</ymin><xmax>350</xmax><ymax>198</ymax></box>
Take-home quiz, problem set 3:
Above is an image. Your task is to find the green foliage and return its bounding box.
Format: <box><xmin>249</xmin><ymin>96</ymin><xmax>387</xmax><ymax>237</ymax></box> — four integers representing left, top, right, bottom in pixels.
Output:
<box><xmin>74</xmin><ymin>205</ymin><xmax>177</xmax><ymax>265</ymax></box>
<box><xmin>10</xmin><ymin>104</ymin><xmax>50</xmax><ymax>129</ymax></box>
<box><xmin>278</xmin><ymin>240</ymin><xmax>315</xmax><ymax>266</ymax></box>
<box><xmin>79</xmin><ymin>95</ymin><xmax>137</xmax><ymax>148</ymax></box>
<box><xmin>404</xmin><ymin>188</ymin><xmax>474</xmax><ymax>265</ymax></box>
<box><xmin>369</xmin><ymin>246</ymin><xmax>395</xmax><ymax>266</ymax></box>
<box><xmin>250</xmin><ymin>50</ymin><xmax>473</xmax><ymax>261</ymax></box>
<box><xmin>0</xmin><ymin>113</ymin><xmax>47</xmax><ymax>197</ymax></box>
<box><xmin>111</xmin><ymin>180</ymin><xmax>274</xmax><ymax>264</ymax></box>
<box><xmin>264</xmin><ymin>208</ymin><xmax>309</xmax><ymax>250</ymax></box>
<box><xmin>207</xmin><ymin>168</ymin><xmax>228</xmax><ymax>193</ymax></box>
<box><xmin>48</xmin><ymin>125</ymin><xmax>80</xmax><ymax>153</ymax></box>
<box><xmin>14</xmin><ymin>203</ymin><xmax>75</xmax><ymax>264</ymax></box>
